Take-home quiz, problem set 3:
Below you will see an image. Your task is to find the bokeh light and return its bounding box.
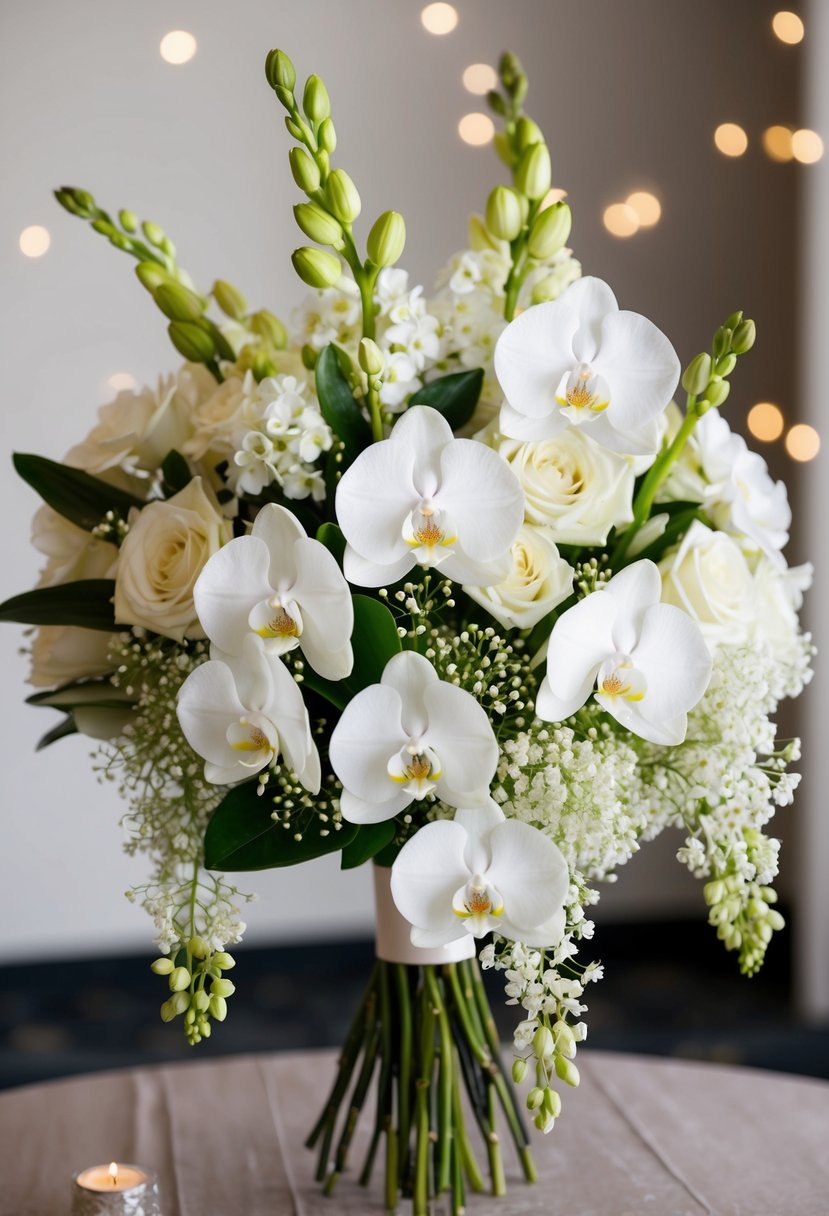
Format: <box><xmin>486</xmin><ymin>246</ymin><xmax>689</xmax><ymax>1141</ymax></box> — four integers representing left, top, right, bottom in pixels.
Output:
<box><xmin>792</xmin><ymin>128</ymin><xmax>824</xmax><ymax>163</ymax></box>
<box><xmin>19</xmin><ymin>226</ymin><xmax>51</xmax><ymax>257</ymax></box>
<box><xmin>603</xmin><ymin>203</ymin><xmax>640</xmax><ymax>238</ymax></box>
<box><xmin>462</xmin><ymin>64</ymin><xmax>497</xmax><ymax>95</ymax></box>
<box><xmin>420</xmin><ymin>4</ymin><xmax>458</xmax><ymax>35</ymax></box>
<box><xmin>160</xmin><ymin>30</ymin><xmax>197</xmax><ymax>65</ymax></box>
<box><xmin>458</xmin><ymin>113</ymin><xmax>494</xmax><ymax>146</ymax></box>
<box><xmin>763</xmin><ymin>125</ymin><xmax>795</xmax><ymax>162</ymax></box>
<box><xmin>785</xmin><ymin>423</ymin><xmax>821</xmax><ymax>461</ymax></box>
<box><xmin>107</xmin><ymin>372</ymin><xmax>137</xmax><ymax>393</ymax></box>
<box><xmin>772</xmin><ymin>11</ymin><xmax>805</xmax><ymax>44</ymax></box>
<box><xmin>540</xmin><ymin>188</ymin><xmax>568</xmax><ymax>209</ymax></box>
<box><xmin>748</xmin><ymin>402</ymin><xmax>785</xmax><ymax>442</ymax></box>
<box><xmin>714</xmin><ymin>123</ymin><xmax>748</xmax><ymax>157</ymax></box>
<box><xmin>626</xmin><ymin>191</ymin><xmax>662</xmax><ymax>227</ymax></box>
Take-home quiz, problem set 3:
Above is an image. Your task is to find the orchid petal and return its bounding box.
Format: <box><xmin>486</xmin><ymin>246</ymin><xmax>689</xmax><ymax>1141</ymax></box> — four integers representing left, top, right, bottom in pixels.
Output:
<box><xmin>410</xmin><ymin>925</ymin><xmax>465</xmax><ymax>948</ymax></box>
<box><xmin>214</xmin><ymin>635</ymin><xmax>273</xmax><ymax>712</ymax></box>
<box><xmin>538</xmin><ymin>590</ymin><xmax>617</xmax><ymax>718</ymax></box>
<box><xmin>598</xmin><ymin>694</ymin><xmax>688</xmax><ymax>746</ymax></box>
<box><xmin>437</xmin><ymin>439</ymin><xmax>524</xmax><ymax>562</ymax></box>
<box><xmin>455</xmin><ymin>801</ymin><xmax>506</xmax><ymax>874</ymax></box>
<box><xmin>193</xmin><ymin>535</ymin><xmax>273</xmax><ymax>655</ymax></box>
<box><xmin>381</xmin><ymin>651</ymin><xmax>438</xmax><ymax>739</ymax></box>
<box><xmin>329</xmin><ymin>684</ymin><xmax>408</xmax><ymax>803</ymax></box>
<box><xmin>578</xmin><ymin>412</ymin><xmax>662</xmax><ymax>458</ymax></box>
<box><xmin>440</xmin><ymin>549</ymin><xmax>512</xmax><ymax>588</ymax></box>
<box><xmin>486</xmin><ymin>821</ymin><xmax>569</xmax><ymax>931</ymax></box>
<box><xmin>494</xmin><ymin>296</ymin><xmax>581</xmax><ymax>419</ymax></box>
<box><xmin>633</xmin><ymin>602</ymin><xmax>712</xmax><ymax>721</ymax></box>
<box><xmin>423</xmin><ymin>682</ymin><xmax>498</xmax><ymax>804</ymax></box>
<box><xmin>498</xmin><ymin>402</ymin><xmax>568</xmax><ymax>443</ymax></box>
<box><xmin>390</xmin><ymin>406</ymin><xmax>454</xmax><ymax>497</ymax></box>
<box><xmin>335</xmin><ymin>439</ymin><xmax>417</xmax><ymax>565</ymax></box>
<box><xmin>177</xmin><ymin>660</ymin><xmax>246</xmax><ymax>767</ymax></box>
<box><xmin>605</xmin><ymin>559</ymin><xmax>662</xmax><ymax>654</ymax></box>
<box><xmin>251</xmin><ymin>503</ymin><xmax>306</xmax><ymax>587</ymax></box>
<box><xmin>340</xmin><ymin>787</ymin><xmax>412</xmax><ymax>824</ymax></box>
<box><xmin>499</xmin><ymin>905</ymin><xmax>566</xmax><ymax>948</ymax></box>
<box><xmin>262</xmin><ymin>651</ymin><xmax>321</xmax><ymax>793</ymax></box>
<box><xmin>343</xmin><ymin>545</ymin><xmax>415</xmax><ymax>589</ymax></box>
<box><xmin>204</xmin><ymin>760</ymin><xmax>250</xmax><ymax>785</ymax></box>
<box><xmin>594</xmin><ymin>310</ymin><xmax>680</xmax><ymax>431</ymax></box>
<box><xmin>290</xmin><ymin>537</ymin><xmax>354</xmax><ymax>679</ymax></box>
<box><xmin>568</xmin><ymin>277</ymin><xmax>620</xmax><ymax>363</ymax></box>
<box><xmin>391</xmin><ymin>820</ymin><xmax>471</xmax><ymax>939</ymax></box>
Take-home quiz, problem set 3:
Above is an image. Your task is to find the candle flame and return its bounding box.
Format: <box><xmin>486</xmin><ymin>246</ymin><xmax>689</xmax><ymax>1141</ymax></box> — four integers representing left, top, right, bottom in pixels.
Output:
<box><xmin>109</xmin><ymin>1163</ymin><xmax>118</xmax><ymax>1185</ymax></box>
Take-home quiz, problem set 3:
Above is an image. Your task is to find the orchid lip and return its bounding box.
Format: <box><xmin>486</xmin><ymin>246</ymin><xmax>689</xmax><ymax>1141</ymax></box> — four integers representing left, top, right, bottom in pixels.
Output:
<box><xmin>226</xmin><ymin>715</ymin><xmax>278</xmax><ymax>767</ymax></box>
<box><xmin>387</xmin><ymin>742</ymin><xmax>442</xmax><ymax>798</ymax></box>
<box><xmin>451</xmin><ymin>875</ymin><xmax>505</xmax><ymax>935</ymax></box>
<box><xmin>554</xmin><ymin>363</ymin><xmax>611</xmax><ymax>423</ymax></box>
<box><xmin>248</xmin><ymin>596</ymin><xmax>303</xmax><ymax>653</ymax></box>
<box><xmin>402</xmin><ymin>498</ymin><xmax>457</xmax><ymax>566</ymax></box>
<box><xmin>596</xmin><ymin>653</ymin><xmax>647</xmax><ymax>702</ymax></box>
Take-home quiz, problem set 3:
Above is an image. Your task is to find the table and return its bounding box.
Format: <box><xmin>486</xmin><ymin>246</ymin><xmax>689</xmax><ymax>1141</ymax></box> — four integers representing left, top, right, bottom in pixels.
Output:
<box><xmin>1</xmin><ymin>1049</ymin><xmax>827</xmax><ymax>1215</ymax></box>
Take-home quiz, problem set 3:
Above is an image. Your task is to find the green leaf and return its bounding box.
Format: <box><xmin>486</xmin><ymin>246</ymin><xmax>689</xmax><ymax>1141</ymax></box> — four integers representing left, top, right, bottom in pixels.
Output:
<box><xmin>160</xmin><ymin>449</ymin><xmax>192</xmax><ymax>495</ymax></box>
<box><xmin>13</xmin><ymin>453</ymin><xmax>144</xmax><ymax>533</ymax></box>
<box><xmin>0</xmin><ymin>580</ymin><xmax>117</xmax><ymax>631</ymax></box>
<box><xmin>204</xmin><ymin>782</ymin><xmax>358</xmax><ymax>871</ymax></box>
<box><xmin>316</xmin><ymin>521</ymin><xmax>346</xmax><ymax>569</ymax></box>
<box><xmin>409</xmin><ymin>368</ymin><xmax>484</xmax><ymax>431</ymax></box>
<box><xmin>315</xmin><ymin>344</ymin><xmax>372</xmax><ymax>462</ymax></box>
<box><xmin>27</xmin><ymin>678</ymin><xmax>131</xmax><ymax>711</ymax></box>
<box><xmin>341</xmin><ymin>820</ymin><xmax>397</xmax><ymax>869</ymax></box>
<box><xmin>36</xmin><ymin>715</ymin><xmax>79</xmax><ymax>751</ymax></box>
<box><xmin>299</xmin><ymin>593</ymin><xmax>403</xmax><ymax>708</ymax></box>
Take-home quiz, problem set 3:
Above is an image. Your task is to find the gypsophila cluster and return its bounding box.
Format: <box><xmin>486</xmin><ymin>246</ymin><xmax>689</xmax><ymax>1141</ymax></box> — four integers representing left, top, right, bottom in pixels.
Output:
<box><xmin>228</xmin><ymin>370</ymin><xmax>332</xmax><ymax>500</ymax></box>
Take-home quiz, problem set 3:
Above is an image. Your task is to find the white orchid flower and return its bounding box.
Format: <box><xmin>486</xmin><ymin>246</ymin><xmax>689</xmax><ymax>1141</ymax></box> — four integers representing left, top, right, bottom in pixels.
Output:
<box><xmin>193</xmin><ymin>503</ymin><xmax>353</xmax><ymax>681</ymax></box>
<box><xmin>177</xmin><ymin>634</ymin><xmax>320</xmax><ymax>790</ymax></box>
<box><xmin>329</xmin><ymin>650</ymin><xmax>498</xmax><ymax>823</ymax></box>
<box><xmin>391</xmin><ymin>800</ymin><xmax>569</xmax><ymax>949</ymax></box>
<box><xmin>335</xmin><ymin>405</ymin><xmax>525</xmax><ymax>588</ymax></box>
<box><xmin>495</xmin><ymin>276</ymin><xmax>680</xmax><ymax>456</ymax></box>
<box><xmin>537</xmin><ymin>559</ymin><xmax>712</xmax><ymax>745</ymax></box>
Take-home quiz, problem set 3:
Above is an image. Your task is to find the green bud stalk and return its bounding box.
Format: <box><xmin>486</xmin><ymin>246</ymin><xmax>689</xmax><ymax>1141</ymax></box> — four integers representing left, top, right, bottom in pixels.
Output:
<box><xmin>210</xmin><ymin>994</ymin><xmax>228</xmax><ymax>1021</ymax></box>
<box><xmin>212</xmin><ymin>951</ymin><xmax>236</xmax><ymax>970</ymax></box>
<box><xmin>358</xmin><ymin>337</ymin><xmax>385</xmax><ymax>376</ymax></box>
<box><xmin>515</xmin><ymin>116</ymin><xmax>543</xmax><ymax>151</ymax></box>
<box><xmin>486</xmin><ymin>186</ymin><xmax>524</xmax><ymax>242</ymax></box>
<box><xmin>118</xmin><ymin>209</ymin><xmax>138</xmax><ymax>233</ymax></box>
<box><xmin>193</xmin><ymin>989</ymin><xmax>210</xmax><ymax>1012</ymax></box>
<box><xmin>250</xmin><ymin>310</ymin><xmax>288</xmax><ymax>349</ymax></box>
<box><xmin>153</xmin><ymin>282</ymin><xmax>205</xmax><ymax>322</ymax></box>
<box><xmin>291</xmin><ymin>246</ymin><xmax>343</xmax><ymax>289</ymax></box>
<box><xmin>681</xmin><ymin>352</ymin><xmax>712</xmax><ymax>396</ymax></box>
<box><xmin>212</xmin><ymin>281</ymin><xmax>247</xmax><ymax>321</ymax></box>
<box><xmin>528</xmin><ymin>201</ymin><xmax>572</xmax><ymax>259</ymax></box>
<box><xmin>318</xmin><ymin>117</ymin><xmax>337</xmax><ymax>154</ymax></box>
<box><xmin>325</xmin><ymin>169</ymin><xmax>361</xmax><ymax>223</ymax></box>
<box><xmin>135</xmin><ymin>261</ymin><xmax>171</xmax><ymax>293</ymax></box>
<box><xmin>532</xmin><ymin>1025</ymin><xmax>554</xmax><ymax>1060</ymax></box>
<box><xmin>265</xmin><ymin>49</ymin><xmax>296</xmax><ymax>93</ymax></box>
<box><xmin>211</xmin><ymin>977</ymin><xmax>236</xmax><ymax>998</ymax></box>
<box><xmin>151</xmin><ymin>957</ymin><xmax>174</xmax><ymax>976</ymax></box>
<box><xmin>515</xmin><ymin>142</ymin><xmax>552</xmax><ymax>200</ymax></box>
<box><xmin>169</xmin><ymin>966</ymin><xmax>191</xmax><ymax>992</ymax></box>
<box><xmin>527</xmin><ymin>1086</ymin><xmax>544</xmax><ymax>1109</ymax></box>
<box><xmin>554</xmin><ymin>1056</ymin><xmax>580</xmax><ymax>1087</ymax></box>
<box><xmin>289</xmin><ymin>147</ymin><xmax>321</xmax><ymax>195</ymax></box>
<box><xmin>168</xmin><ymin>320</ymin><xmax>216</xmax><ymax>363</ymax></box>
<box><xmin>366</xmin><ymin>210</ymin><xmax>406</xmax><ymax>267</ymax></box>
<box><xmin>511</xmin><ymin>1057</ymin><xmax>528</xmax><ymax>1084</ymax></box>
<box><xmin>731</xmin><ymin>318</ymin><xmax>756</xmax><ymax>354</ymax></box>
<box><xmin>303</xmin><ymin>74</ymin><xmax>331</xmax><ymax>125</ymax></box>
<box><xmin>293</xmin><ymin>202</ymin><xmax>345</xmax><ymax>248</ymax></box>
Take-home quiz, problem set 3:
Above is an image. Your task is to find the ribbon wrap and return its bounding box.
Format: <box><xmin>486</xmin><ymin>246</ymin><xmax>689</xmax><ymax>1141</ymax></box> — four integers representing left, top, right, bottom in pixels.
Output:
<box><xmin>373</xmin><ymin>863</ymin><xmax>476</xmax><ymax>965</ymax></box>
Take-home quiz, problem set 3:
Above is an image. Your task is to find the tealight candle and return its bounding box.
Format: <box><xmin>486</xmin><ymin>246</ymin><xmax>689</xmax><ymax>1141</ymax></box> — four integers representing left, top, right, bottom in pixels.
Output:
<box><xmin>71</xmin><ymin>1162</ymin><xmax>163</xmax><ymax>1215</ymax></box>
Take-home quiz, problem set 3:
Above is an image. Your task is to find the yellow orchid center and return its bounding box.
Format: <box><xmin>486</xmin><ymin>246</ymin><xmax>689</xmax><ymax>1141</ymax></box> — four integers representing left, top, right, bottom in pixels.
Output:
<box><xmin>556</xmin><ymin>363</ymin><xmax>610</xmax><ymax>414</ymax></box>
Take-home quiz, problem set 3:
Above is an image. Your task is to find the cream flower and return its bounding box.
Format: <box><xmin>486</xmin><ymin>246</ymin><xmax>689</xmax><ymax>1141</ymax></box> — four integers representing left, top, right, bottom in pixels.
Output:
<box><xmin>751</xmin><ymin>556</ymin><xmax>813</xmax><ymax>663</ymax></box>
<box><xmin>500</xmin><ymin>430</ymin><xmax>635</xmax><ymax>546</ymax></box>
<box><xmin>114</xmin><ymin>477</ymin><xmax>232</xmax><ymax>641</ymax></box>
<box><xmin>32</xmin><ymin>506</ymin><xmax>118</xmax><ymax>588</ymax></box>
<box><xmin>465</xmin><ymin>525</ymin><xmax>573</xmax><ymax>630</ymax></box>
<box><xmin>28</xmin><ymin>625</ymin><xmax>115</xmax><ymax>689</ymax></box>
<box><xmin>183</xmin><ymin>373</ymin><xmax>251</xmax><ymax>462</ymax></box>
<box><xmin>660</xmin><ymin>521</ymin><xmax>755</xmax><ymax>648</ymax></box>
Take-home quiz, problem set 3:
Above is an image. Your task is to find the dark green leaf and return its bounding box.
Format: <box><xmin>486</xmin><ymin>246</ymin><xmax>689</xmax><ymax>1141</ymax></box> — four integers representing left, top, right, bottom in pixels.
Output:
<box><xmin>160</xmin><ymin>449</ymin><xmax>192</xmax><ymax>495</ymax></box>
<box><xmin>13</xmin><ymin>453</ymin><xmax>144</xmax><ymax>533</ymax></box>
<box><xmin>0</xmin><ymin>580</ymin><xmax>117</xmax><ymax>631</ymax></box>
<box><xmin>300</xmin><ymin>593</ymin><xmax>403</xmax><ymax>709</ymax></box>
<box><xmin>409</xmin><ymin>368</ymin><xmax>484</xmax><ymax>431</ymax></box>
<box><xmin>27</xmin><ymin>678</ymin><xmax>131</xmax><ymax>711</ymax></box>
<box><xmin>341</xmin><ymin>820</ymin><xmax>396</xmax><ymax>869</ymax></box>
<box><xmin>316</xmin><ymin>522</ymin><xmax>346</xmax><ymax>569</ymax></box>
<box><xmin>204</xmin><ymin>782</ymin><xmax>357</xmax><ymax>871</ymax></box>
<box><xmin>36</xmin><ymin>715</ymin><xmax>79</xmax><ymax>751</ymax></box>
<box><xmin>315</xmin><ymin>344</ymin><xmax>372</xmax><ymax>462</ymax></box>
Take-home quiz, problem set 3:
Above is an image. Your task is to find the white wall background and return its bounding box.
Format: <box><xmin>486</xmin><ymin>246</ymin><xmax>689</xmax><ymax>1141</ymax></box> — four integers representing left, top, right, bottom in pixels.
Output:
<box><xmin>0</xmin><ymin>1</ymin><xmax>814</xmax><ymax>963</ymax></box>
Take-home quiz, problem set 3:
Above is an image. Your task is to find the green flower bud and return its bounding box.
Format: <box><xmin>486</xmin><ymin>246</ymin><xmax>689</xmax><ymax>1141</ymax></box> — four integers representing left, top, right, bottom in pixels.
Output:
<box><xmin>554</xmin><ymin>1056</ymin><xmax>580</xmax><ymax>1087</ymax></box>
<box><xmin>154</xmin><ymin>282</ymin><xmax>204</xmax><ymax>322</ymax></box>
<box><xmin>212</xmin><ymin>280</ymin><xmax>247</xmax><ymax>322</ymax></box>
<box><xmin>553</xmin><ymin>1020</ymin><xmax>576</xmax><ymax>1057</ymax></box>
<box><xmin>493</xmin><ymin>131</ymin><xmax>513</xmax><ymax>167</ymax></box>
<box><xmin>681</xmin><ymin>352</ymin><xmax>712</xmax><ymax>396</ymax></box>
<box><xmin>108</xmin><ymin>233</ymin><xmax>131</xmax><ymax>252</ymax></box>
<box><xmin>767</xmin><ymin>909</ymin><xmax>785</xmax><ymax>931</ymax></box>
<box><xmin>515</xmin><ymin>142</ymin><xmax>552</xmax><ymax>200</ymax></box>
<box><xmin>366</xmin><ymin>210</ymin><xmax>406</xmax><ymax>267</ymax></box>
<box><xmin>499</xmin><ymin>51</ymin><xmax>523</xmax><ymax>88</ymax></box>
<box><xmin>543</xmin><ymin>1088</ymin><xmax>562</xmax><ymax>1118</ymax></box>
<box><xmin>704</xmin><ymin>377</ymin><xmax>731</xmax><ymax>409</ymax></box>
<box><xmin>210</xmin><ymin>994</ymin><xmax>228</xmax><ymax>1021</ymax></box>
<box><xmin>731</xmin><ymin>318</ymin><xmax>756</xmax><ymax>354</ymax></box>
<box><xmin>193</xmin><ymin>989</ymin><xmax>210</xmax><ymax>1012</ymax></box>
<box><xmin>169</xmin><ymin>966</ymin><xmax>191</xmax><ymax>992</ymax></box>
<box><xmin>213</xmin><ymin>951</ymin><xmax>236</xmax><ymax>970</ymax></box>
<box><xmin>293</xmin><ymin>202</ymin><xmax>345</xmax><ymax>249</ymax></box>
<box><xmin>171</xmin><ymin>990</ymin><xmax>190</xmax><ymax>1016</ymax></box>
<box><xmin>528</xmin><ymin>201</ymin><xmax>572</xmax><ymax>260</ymax></box>
<box><xmin>515</xmin><ymin>116</ymin><xmax>544</xmax><ymax>151</ymax></box>
<box><xmin>160</xmin><ymin>998</ymin><xmax>177</xmax><ymax>1023</ymax></box>
<box><xmin>530</xmin><ymin>273</ymin><xmax>563</xmax><ymax>305</ymax></box>
<box><xmin>168</xmin><ymin>320</ymin><xmax>216</xmax><ymax>363</ymax></box>
<box><xmin>188</xmin><ymin>935</ymin><xmax>210</xmax><ymax>959</ymax></box>
<box><xmin>486</xmin><ymin>90</ymin><xmax>507</xmax><ymax>118</ymax></box>
<box><xmin>511</xmin><ymin>1057</ymin><xmax>528</xmax><ymax>1084</ymax></box>
<box><xmin>715</xmin><ymin>352</ymin><xmax>738</xmax><ymax>377</ymax></box>
<box><xmin>135</xmin><ymin>261</ymin><xmax>171</xmax><ymax>293</ymax></box>
<box><xmin>151</xmin><ymin>957</ymin><xmax>174</xmax><ymax>975</ymax></box>
<box><xmin>118</xmin><ymin>209</ymin><xmax>138</xmax><ymax>233</ymax></box>
<box><xmin>291</xmin><ymin>246</ymin><xmax>343</xmax><ymax>289</ymax></box>
<box><xmin>288</xmin><ymin>147</ymin><xmax>321</xmax><ymax>195</ymax></box>
<box><xmin>486</xmin><ymin>186</ymin><xmax>524</xmax><ymax>242</ymax></box>
<box><xmin>532</xmin><ymin>1025</ymin><xmax>554</xmax><ymax>1060</ymax></box>
<box><xmin>713</xmin><ymin>327</ymin><xmax>732</xmax><ymax>359</ymax></box>
<box><xmin>358</xmin><ymin>337</ymin><xmax>385</xmax><ymax>377</ymax></box>
<box><xmin>211</xmin><ymin>977</ymin><xmax>236</xmax><ymax>998</ymax></box>
<box><xmin>249</xmin><ymin>309</ymin><xmax>288</xmax><ymax>349</ymax></box>
<box><xmin>184</xmin><ymin>1007</ymin><xmax>196</xmax><ymax>1026</ymax></box>
<box><xmin>302</xmin><ymin>344</ymin><xmax>318</xmax><ymax>370</ymax></box>
<box><xmin>325</xmin><ymin>169</ymin><xmax>361</xmax><ymax>223</ymax></box>
<box><xmin>704</xmin><ymin>879</ymin><xmax>726</xmax><ymax>905</ymax></box>
<box><xmin>534</xmin><ymin>1111</ymin><xmax>554</xmax><ymax>1133</ymax></box>
<box><xmin>285</xmin><ymin>116</ymin><xmax>304</xmax><ymax>141</ymax></box>
<box><xmin>318</xmin><ymin>117</ymin><xmax>337</xmax><ymax>154</ymax></box>
<box><xmin>265</xmin><ymin>48</ymin><xmax>296</xmax><ymax>94</ymax></box>
<box><xmin>91</xmin><ymin>218</ymin><xmax>118</xmax><ymax>239</ymax></box>
<box><xmin>141</xmin><ymin>220</ymin><xmax>165</xmax><ymax>248</ymax></box>
<box><xmin>54</xmin><ymin>187</ymin><xmax>96</xmax><ymax>217</ymax></box>
<box><xmin>527</xmin><ymin>1086</ymin><xmax>544</xmax><ymax>1109</ymax></box>
<box><xmin>303</xmin><ymin>74</ymin><xmax>331</xmax><ymax>125</ymax></box>
<box><xmin>159</xmin><ymin>235</ymin><xmax>176</xmax><ymax>258</ymax></box>
<box><xmin>201</xmin><ymin>1020</ymin><xmax>212</xmax><ymax>1038</ymax></box>
<box><xmin>724</xmin><ymin>309</ymin><xmax>744</xmax><ymax>331</ymax></box>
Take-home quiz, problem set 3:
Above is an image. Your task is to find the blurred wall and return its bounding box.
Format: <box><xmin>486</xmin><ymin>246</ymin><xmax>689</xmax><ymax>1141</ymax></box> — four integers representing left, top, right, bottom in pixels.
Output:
<box><xmin>0</xmin><ymin>0</ymin><xmax>809</xmax><ymax>960</ymax></box>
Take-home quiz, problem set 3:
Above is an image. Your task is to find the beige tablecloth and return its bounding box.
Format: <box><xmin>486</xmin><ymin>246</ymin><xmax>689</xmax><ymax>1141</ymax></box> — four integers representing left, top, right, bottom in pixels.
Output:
<box><xmin>1</xmin><ymin>1049</ymin><xmax>828</xmax><ymax>1215</ymax></box>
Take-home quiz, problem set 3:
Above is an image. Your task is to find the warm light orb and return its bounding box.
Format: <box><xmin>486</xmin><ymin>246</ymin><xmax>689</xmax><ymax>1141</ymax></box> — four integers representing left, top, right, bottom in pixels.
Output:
<box><xmin>763</xmin><ymin>125</ymin><xmax>794</xmax><ymax>162</ymax></box>
<box><xmin>603</xmin><ymin>203</ymin><xmax>640</xmax><ymax>238</ymax></box>
<box><xmin>792</xmin><ymin>128</ymin><xmax>824</xmax><ymax>163</ymax></box>
<box><xmin>714</xmin><ymin>123</ymin><xmax>748</xmax><ymax>157</ymax></box>
<box><xmin>107</xmin><ymin>372</ymin><xmax>137</xmax><ymax>393</ymax></box>
<box><xmin>785</xmin><ymin>423</ymin><xmax>821</xmax><ymax>461</ymax></box>
<box><xmin>748</xmin><ymin>402</ymin><xmax>785</xmax><ymax>442</ymax></box>
<box><xmin>160</xmin><ymin>30</ymin><xmax>197</xmax><ymax>65</ymax></box>
<box><xmin>462</xmin><ymin>63</ymin><xmax>497</xmax><ymax>94</ymax></box>
<box><xmin>421</xmin><ymin>3</ymin><xmax>458</xmax><ymax>35</ymax></box>
<box><xmin>458</xmin><ymin>112</ymin><xmax>495</xmax><ymax>146</ymax></box>
<box><xmin>540</xmin><ymin>188</ymin><xmax>568</xmax><ymax>209</ymax></box>
<box><xmin>19</xmin><ymin>225</ymin><xmax>51</xmax><ymax>257</ymax></box>
<box><xmin>626</xmin><ymin>191</ymin><xmax>661</xmax><ymax>227</ymax></box>
<box><xmin>772</xmin><ymin>11</ymin><xmax>805</xmax><ymax>44</ymax></box>
<box><xmin>108</xmin><ymin>1163</ymin><xmax>119</xmax><ymax>1184</ymax></box>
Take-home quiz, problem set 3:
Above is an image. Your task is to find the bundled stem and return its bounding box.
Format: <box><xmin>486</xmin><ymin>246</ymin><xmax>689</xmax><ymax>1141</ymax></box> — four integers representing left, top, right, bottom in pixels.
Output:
<box><xmin>311</xmin><ymin>959</ymin><xmax>536</xmax><ymax>1212</ymax></box>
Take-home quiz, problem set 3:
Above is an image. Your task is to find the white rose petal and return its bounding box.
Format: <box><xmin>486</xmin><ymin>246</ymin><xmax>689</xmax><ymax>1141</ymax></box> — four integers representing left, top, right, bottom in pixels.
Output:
<box><xmin>660</xmin><ymin>521</ymin><xmax>756</xmax><ymax>649</ymax></box>
<box><xmin>465</xmin><ymin>525</ymin><xmax>573</xmax><ymax>630</ymax></box>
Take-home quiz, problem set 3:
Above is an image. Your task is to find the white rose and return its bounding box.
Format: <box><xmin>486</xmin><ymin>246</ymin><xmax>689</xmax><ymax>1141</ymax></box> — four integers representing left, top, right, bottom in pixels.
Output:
<box><xmin>752</xmin><ymin>556</ymin><xmax>812</xmax><ymax>659</ymax></box>
<box><xmin>184</xmin><ymin>373</ymin><xmax>251</xmax><ymax>462</ymax></box>
<box><xmin>29</xmin><ymin>625</ymin><xmax>114</xmax><ymax>688</ymax></box>
<box><xmin>465</xmin><ymin>524</ymin><xmax>573</xmax><ymax>630</ymax></box>
<box><xmin>32</xmin><ymin>506</ymin><xmax>118</xmax><ymax>588</ymax></box>
<box><xmin>500</xmin><ymin>430</ymin><xmax>635</xmax><ymax>545</ymax></box>
<box><xmin>659</xmin><ymin>520</ymin><xmax>755</xmax><ymax>647</ymax></box>
<box><xmin>65</xmin><ymin>363</ymin><xmax>215</xmax><ymax>477</ymax></box>
<box><xmin>114</xmin><ymin>477</ymin><xmax>231</xmax><ymax>641</ymax></box>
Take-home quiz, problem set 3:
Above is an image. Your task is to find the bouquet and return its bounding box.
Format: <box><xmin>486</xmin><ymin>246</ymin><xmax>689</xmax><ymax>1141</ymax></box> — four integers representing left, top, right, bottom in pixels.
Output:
<box><xmin>2</xmin><ymin>45</ymin><xmax>812</xmax><ymax>1214</ymax></box>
